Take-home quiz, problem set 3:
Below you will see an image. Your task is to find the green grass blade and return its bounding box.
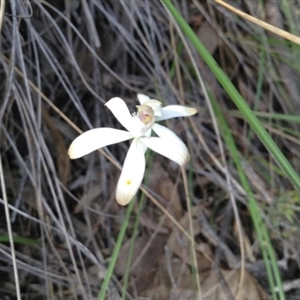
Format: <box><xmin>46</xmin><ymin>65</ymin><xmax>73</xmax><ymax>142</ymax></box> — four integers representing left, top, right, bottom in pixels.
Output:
<box><xmin>121</xmin><ymin>195</ymin><xmax>145</xmax><ymax>299</ymax></box>
<box><xmin>161</xmin><ymin>0</ymin><xmax>300</xmax><ymax>191</ymax></box>
<box><xmin>0</xmin><ymin>236</ymin><xmax>39</xmax><ymax>245</ymax></box>
<box><xmin>211</xmin><ymin>93</ymin><xmax>285</xmax><ymax>300</ymax></box>
<box><xmin>98</xmin><ymin>198</ymin><xmax>135</xmax><ymax>300</ymax></box>
<box><xmin>121</xmin><ymin>151</ymin><xmax>154</xmax><ymax>299</ymax></box>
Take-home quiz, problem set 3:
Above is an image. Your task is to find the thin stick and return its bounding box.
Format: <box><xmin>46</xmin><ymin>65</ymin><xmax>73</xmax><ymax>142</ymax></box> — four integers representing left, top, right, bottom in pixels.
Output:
<box><xmin>215</xmin><ymin>0</ymin><xmax>300</xmax><ymax>45</ymax></box>
<box><xmin>0</xmin><ymin>0</ymin><xmax>5</xmax><ymax>33</ymax></box>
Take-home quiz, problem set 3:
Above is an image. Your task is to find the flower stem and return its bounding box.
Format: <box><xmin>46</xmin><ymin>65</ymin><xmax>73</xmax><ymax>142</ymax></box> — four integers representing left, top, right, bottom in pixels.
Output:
<box><xmin>97</xmin><ymin>198</ymin><xmax>135</xmax><ymax>300</ymax></box>
<box><xmin>181</xmin><ymin>166</ymin><xmax>201</xmax><ymax>298</ymax></box>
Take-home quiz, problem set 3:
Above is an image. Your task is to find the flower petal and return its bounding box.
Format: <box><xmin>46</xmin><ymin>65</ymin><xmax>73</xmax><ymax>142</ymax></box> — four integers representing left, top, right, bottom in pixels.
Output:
<box><xmin>105</xmin><ymin>97</ymin><xmax>133</xmax><ymax>131</ymax></box>
<box><xmin>140</xmin><ymin>127</ymin><xmax>190</xmax><ymax>166</ymax></box>
<box><xmin>137</xmin><ymin>94</ymin><xmax>150</xmax><ymax>104</ymax></box>
<box><xmin>137</xmin><ymin>94</ymin><xmax>162</xmax><ymax>116</ymax></box>
<box><xmin>142</xmin><ymin>128</ymin><xmax>151</xmax><ymax>153</ymax></box>
<box><xmin>152</xmin><ymin>123</ymin><xmax>186</xmax><ymax>147</ymax></box>
<box><xmin>155</xmin><ymin>105</ymin><xmax>197</xmax><ymax>121</ymax></box>
<box><xmin>68</xmin><ymin>128</ymin><xmax>132</xmax><ymax>159</ymax></box>
<box><xmin>116</xmin><ymin>138</ymin><xmax>145</xmax><ymax>205</ymax></box>
<box><xmin>142</xmin><ymin>100</ymin><xmax>162</xmax><ymax>116</ymax></box>
<box><xmin>127</xmin><ymin>115</ymin><xmax>152</xmax><ymax>138</ymax></box>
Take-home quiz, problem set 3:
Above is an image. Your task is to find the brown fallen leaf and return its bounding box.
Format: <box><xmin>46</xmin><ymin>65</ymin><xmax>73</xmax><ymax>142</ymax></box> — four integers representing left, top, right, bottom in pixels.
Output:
<box><xmin>167</xmin><ymin>205</ymin><xmax>212</xmax><ymax>271</ymax></box>
<box><xmin>200</xmin><ymin>268</ymin><xmax>269</xmax><ymax>300</ymax></box>
<box><xmin>148</xmin><ymin>162</ymin><xmax>183</xmax><ymax>229</ymax></box>
<box><xmin>115</xmin><ymin>233</ymin><xmax>167</xmax><ymax>278</ymax></box>
<box><xmin>197</xmin><ymin>21</ymin><xmax>219</xmax><ymax>55</ymax></box>
<box><xmin>42</xmin><ymin>106</ymin><xmax>70</xmax><ymax>186</ymax></box>
<box><xmin>138</xmin><ymin>258</ymin><xmax>268</xmax><ymax>300</ymax></box>
<box><xmin>138</xmin><ymin>212</ymin><xmax>169</xmax><ymax>234</ymax></box>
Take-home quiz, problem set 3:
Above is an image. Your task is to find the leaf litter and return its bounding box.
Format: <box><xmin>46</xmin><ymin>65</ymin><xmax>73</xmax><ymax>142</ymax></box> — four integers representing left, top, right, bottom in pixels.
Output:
<box><xmin>1</xmin><ymin>0</ymin><xmax>300</xmax><ymax>299</ymax></box>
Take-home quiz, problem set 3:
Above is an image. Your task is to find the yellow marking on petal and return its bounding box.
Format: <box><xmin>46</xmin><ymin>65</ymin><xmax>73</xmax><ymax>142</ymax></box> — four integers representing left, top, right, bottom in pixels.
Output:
<box><xmin>126</xmin><ymin>179</ymin><xmax>132</xmax><ymax>185</ymax></box>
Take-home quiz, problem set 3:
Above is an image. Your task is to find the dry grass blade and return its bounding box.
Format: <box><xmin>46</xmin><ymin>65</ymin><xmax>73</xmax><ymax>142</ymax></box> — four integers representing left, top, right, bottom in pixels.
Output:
<box><xmin>0</xmin><ymin>157</ymin><xmax>21</xmax><ymax>299</ymax></box>
<box><xmin>0</xmin><ymin>0</ymin><xmax>5</xmax><ymax>33</ymax></box>
<box><xmin>215</xmin><ymin>0</ymin><xmax>300</xmax><ymax>45</ymax></box>
<box><xmin>1</xmin><ymin>0</ymin><xmax>299</xmax><ymax>298</ymax></box>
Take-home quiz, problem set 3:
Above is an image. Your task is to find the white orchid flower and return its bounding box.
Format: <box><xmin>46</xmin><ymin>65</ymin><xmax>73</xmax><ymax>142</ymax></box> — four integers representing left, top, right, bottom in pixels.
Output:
<box><xmin>68</xmin><ymin>94</ymin><xmax>197</xmax><ymax>205</ymax></box>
